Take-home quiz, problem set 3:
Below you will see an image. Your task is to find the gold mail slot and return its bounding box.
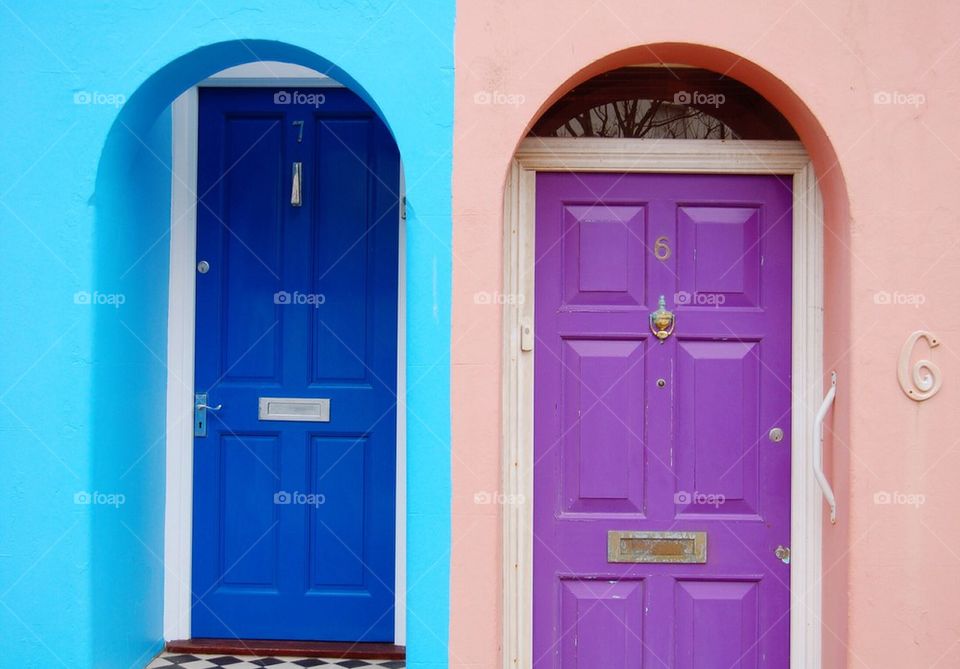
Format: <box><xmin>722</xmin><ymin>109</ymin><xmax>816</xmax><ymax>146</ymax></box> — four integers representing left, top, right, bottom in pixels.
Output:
<box><xmin>607</xmin><ymin>530</ymin><xmax>707</xmax><ymax>564</ymax></box>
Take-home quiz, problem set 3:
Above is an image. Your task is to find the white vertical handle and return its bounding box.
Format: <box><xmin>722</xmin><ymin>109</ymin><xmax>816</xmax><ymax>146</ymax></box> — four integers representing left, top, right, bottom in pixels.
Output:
<box><xmin>813</xmin><ymin>371</ymin><xmax>838</xmax><ymax>524</ymax></box>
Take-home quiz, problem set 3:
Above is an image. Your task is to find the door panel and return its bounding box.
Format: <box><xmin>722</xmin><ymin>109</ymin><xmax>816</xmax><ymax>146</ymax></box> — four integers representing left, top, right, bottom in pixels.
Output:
<box><xmin>560</xmin><ymin>578</ymin><xmax>646</xmax><ymax>668</ymax></box>
<box><xmin>311</xmin><ymin>117</ymin><xmax>372</xmax><ymax>383</ymax></box>
<box><xmin>218</xmin><ymin>434</ymin><xmax>281</xmax><ymax>587</ymax></box>
<box><xmin>677</xmin><ymin>206</ymin><xmax>761</xmax><ymax>308</ymax></box>
<box><xmin>562</xmin><ymin>204</ymin><xmax>647</xmax><ymax>306</ymax></box>
<box><xmin>561</xmin><ymin>338</ymin><xmax>646</xmax><ymax>514</ymax></box>
<box><xmin>676</xmin><ymin>340</ymin><xmax>760</xmax><ymax>517</ymax></box>
<box><xmin>307</xmin><ymin>434</ymin><xmax>368</xmax><ymax>588</ymax></box>
<box><xmin>534</xmin><ymin>172</ymin><xmax>792</xmax><ymax>667</ymax></box>
<box><xmin>675</xmin><ymin>579</ymin><xmax>760</xmax><ymax>669</ymax></box>
<box><xmin>192</xmin><ymin>88</ymin><xmax>399</xmax><ymax>642</ymax></box>
<box><xmin>219</xmin><ymin>117</ymin><xmax>284</xmax><ymax>381</ymax></box>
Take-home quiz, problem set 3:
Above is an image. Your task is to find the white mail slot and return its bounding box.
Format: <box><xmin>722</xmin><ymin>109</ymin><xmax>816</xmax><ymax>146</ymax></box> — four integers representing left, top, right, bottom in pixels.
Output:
<box><xmin>258</xmin><ymin>397</ymin><xmax>330</xmax><ymax>422</ymax></box>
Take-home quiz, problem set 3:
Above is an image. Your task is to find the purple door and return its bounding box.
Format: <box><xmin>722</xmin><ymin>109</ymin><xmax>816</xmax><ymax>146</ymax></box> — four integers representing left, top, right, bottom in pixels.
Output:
<box><xmin>534</xmin><ymin>172</ymin><xmax>793</xmax><ymax>668</ymax></box>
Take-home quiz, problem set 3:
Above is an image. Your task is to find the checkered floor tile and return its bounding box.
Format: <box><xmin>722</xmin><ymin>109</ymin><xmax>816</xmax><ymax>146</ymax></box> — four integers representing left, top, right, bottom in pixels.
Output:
<box><xmin>147</xmin><ymin>654</ymin><xmax>405</xmax><ymax>669</ymax></box>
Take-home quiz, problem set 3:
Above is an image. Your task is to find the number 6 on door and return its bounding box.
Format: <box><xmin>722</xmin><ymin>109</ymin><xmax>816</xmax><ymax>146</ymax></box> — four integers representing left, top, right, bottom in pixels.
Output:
<box><xmin>654</xmin><ymin>235</ymin><xmax>671</xmax><ymax>261</ymax></box>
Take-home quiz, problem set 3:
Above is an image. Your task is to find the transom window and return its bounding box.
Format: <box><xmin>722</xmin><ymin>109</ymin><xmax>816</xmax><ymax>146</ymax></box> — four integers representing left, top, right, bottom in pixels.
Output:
<box><xmin>529</xmin><ymin>67</ymin><xmax>797</xmax><ymax>140</ymax></box>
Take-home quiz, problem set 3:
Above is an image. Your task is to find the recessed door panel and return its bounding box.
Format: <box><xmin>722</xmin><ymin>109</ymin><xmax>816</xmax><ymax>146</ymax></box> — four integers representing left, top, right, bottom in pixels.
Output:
<box><xmin>560</xmin><ymin>338</ymin><xmax>646</xmax><ymax>514</ymax></box>
<box><xmin>559</xmin><ymin>579</ymin><xmax>645</xmax><ymax>669</ymax></box>
<box><xmin>219</xmin><ymin>117</ymin><xmax>284</xmax><ymax>382</ymax></box>
<box><xmin>676</xmin><ymin>340</ymin><xmax>760</xmax><ymax>517</ymax></box>
<box><xmin>677</xmin><ymin>205</ymin><xmax>761</xmax><ymax>309</ymax></box>
<box><xmin>562</xmin><ymin>204</ymin><xmax>647</xmax><ymax>308</ymax></box>
<box><xmin>308</xmin><ymin>435</ymin><xmax>367</xmax><ymax>589</ymax></box>
<box><xmin>675</xmin><ymin>579</ymin><xmax>761</xmax><ymax>669</ymax></box>
<box><xmin>311</xmin><ymin>118</ymin><xmax>372</xmax><ymax>384</ymax></box>
<box><xmin>218</xmin><ymin>434</ymin><xmax>280</xmax><ymax>588</ymax></box>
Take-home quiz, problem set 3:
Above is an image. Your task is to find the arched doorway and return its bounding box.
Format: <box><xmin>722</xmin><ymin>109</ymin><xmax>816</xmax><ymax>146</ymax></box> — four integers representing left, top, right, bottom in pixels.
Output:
<box><xmin>500</xmin><ymin>64</ymin><xmax>830</xmax><ymax>669</ymax></box>
<box><xmin>93</xmin><ymin>43</ymin><xmax>408</xmax><ymax>660</ymax></box>
<box><xmin>166</xmin><ymin>63</ymin><xmax>405</xmax><ymax>647</ymax></box>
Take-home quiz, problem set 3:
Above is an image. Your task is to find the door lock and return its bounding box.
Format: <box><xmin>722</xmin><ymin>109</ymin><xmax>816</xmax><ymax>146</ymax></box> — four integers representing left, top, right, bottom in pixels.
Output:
<box><xmin>775</xmin><ymin>545</ymin><xmax>791</xmax><ymax>564</ymax></box>
<box><xmin>194</xmin><ymin>393</ymin><xmax>221</xmax><ymax>437</ymax></box>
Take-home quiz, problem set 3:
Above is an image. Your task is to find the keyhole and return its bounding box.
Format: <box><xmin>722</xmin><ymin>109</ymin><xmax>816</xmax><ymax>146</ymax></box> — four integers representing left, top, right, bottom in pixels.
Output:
<box><xmin>657</xmin><ymin>378</ymin><xmax>666</xmax><ymax>388</ymax></box>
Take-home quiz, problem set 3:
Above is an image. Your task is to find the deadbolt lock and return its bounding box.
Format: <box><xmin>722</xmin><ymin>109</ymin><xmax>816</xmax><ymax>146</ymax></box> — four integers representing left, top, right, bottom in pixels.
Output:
<box><xmin>769</xmin><ymin>427</ymin><xmax>784</xmax><ymax>443</ymax></box>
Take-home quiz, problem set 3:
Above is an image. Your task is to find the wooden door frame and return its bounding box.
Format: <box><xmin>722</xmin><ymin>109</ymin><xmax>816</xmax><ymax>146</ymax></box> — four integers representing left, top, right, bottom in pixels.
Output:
<box><xmin>164</xmin><ymin>63</ymin><xmax>407</xmax><ymax>644</ymax></box>
<box><xmin>501</xmin><ymin>137</ymin><xmax>824</xmax><ymax>669</ymax></box>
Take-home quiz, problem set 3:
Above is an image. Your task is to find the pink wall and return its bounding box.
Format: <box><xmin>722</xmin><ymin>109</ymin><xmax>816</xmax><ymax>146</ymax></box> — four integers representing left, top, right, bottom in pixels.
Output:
<box><xmin>450</xmin><ymin>1</ymin><xmax>960</xmax><ymax>667</ymax></box>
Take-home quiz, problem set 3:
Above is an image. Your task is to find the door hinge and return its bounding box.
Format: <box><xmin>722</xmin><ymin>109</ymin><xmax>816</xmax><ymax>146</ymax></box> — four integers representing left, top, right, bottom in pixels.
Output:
<box><xmin>400</xmin><ymin>196</ymin><xmax>407</xmax><ymax>220</ymax></box>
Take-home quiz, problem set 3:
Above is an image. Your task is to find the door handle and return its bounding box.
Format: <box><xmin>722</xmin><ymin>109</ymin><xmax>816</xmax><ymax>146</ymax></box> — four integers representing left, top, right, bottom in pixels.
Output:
<box><xmin>813</xmin><ymin>371</ymin><xmax>838</xmax><ymax>524</ymax></box>
<box><xmin>291</xmin><ymin>161</ymin><xmax>302</xmax><ymax>207</ymax></box>
<box><xmin>194</xmin><ymin>393</ymin><xmax>222</xmax><ymax>438</ymax></box>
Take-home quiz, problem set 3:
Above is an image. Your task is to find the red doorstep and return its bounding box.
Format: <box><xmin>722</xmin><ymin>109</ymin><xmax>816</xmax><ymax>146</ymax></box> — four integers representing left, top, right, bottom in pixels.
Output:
<box><xmin>165</xmin><ymin>638</ymin><xmax>405</xmax><ymax>660</ymax></box>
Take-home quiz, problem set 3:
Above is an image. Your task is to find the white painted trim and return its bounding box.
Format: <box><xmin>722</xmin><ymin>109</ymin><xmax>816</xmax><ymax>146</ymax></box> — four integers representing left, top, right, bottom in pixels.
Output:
<box><xmin>165</xmin><ymin>87</ymin><xmax>199</xmax><ymax>641</ymax></box>
<box><xmin>502</xmin><ymin>137</ymin><xmax>824</xmax><ymax>669</ymax></box>
<box><xmin>394</xmin><ymin>166</ymin><xmax>407</xmax><ymax>646</ymax></box>
<box><xmin>165</xmin><ymin>77</ymin><xmax>406</xmax><ymax>644</ymax></box>
<box><xmin>201</xmin><ymin>61</ymin><xmax>345</xmax><ymax>88</ymax></box>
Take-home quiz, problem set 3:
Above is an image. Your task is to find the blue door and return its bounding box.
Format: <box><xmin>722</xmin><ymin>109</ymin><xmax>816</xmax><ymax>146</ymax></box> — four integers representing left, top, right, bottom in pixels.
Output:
<box><xmin>191</xmin><ymin>87</ymin><xmax>399</xmax><ymax>642</ymax></box>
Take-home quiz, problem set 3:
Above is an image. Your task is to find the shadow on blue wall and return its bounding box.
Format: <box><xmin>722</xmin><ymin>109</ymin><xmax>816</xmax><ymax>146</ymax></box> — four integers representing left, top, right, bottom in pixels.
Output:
<box><xmin>92</xmin><ymin>40</ymin><xmax>402</xmax><ymax>668</ymax></box>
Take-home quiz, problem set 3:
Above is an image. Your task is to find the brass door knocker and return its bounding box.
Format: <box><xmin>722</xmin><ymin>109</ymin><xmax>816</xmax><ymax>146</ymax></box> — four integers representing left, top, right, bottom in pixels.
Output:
<box><xmin>650</xmin><ymin>295</ymin><xmax>675</xmax><ymax>342</ymax></box>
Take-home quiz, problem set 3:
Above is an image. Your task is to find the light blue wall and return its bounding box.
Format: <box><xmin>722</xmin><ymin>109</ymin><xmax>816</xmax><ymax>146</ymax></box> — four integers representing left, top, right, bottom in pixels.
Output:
<box><xmin>0</xmin><ymin>4</ymin><xmax>453</xmax><ymax>668</ymax></box>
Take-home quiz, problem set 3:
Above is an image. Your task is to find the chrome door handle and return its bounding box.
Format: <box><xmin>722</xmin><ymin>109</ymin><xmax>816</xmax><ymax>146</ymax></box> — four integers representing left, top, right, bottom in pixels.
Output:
<box><xmin>194</xmin><ymin>393</ymin><xmax>221</xmax><ymax>438</ymax></box>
